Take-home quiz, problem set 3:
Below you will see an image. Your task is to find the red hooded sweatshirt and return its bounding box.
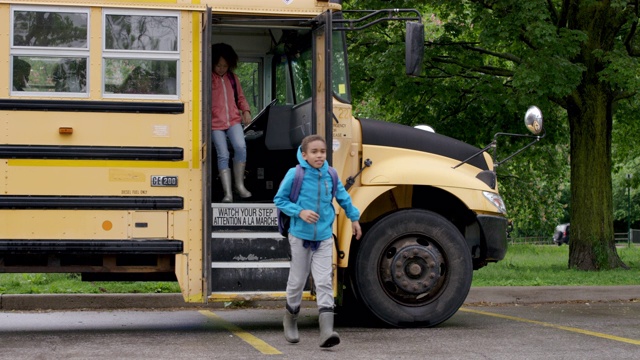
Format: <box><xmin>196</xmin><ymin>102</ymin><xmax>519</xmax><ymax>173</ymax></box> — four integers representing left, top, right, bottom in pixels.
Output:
<box><xmin>211</xmin><ymin>72</ymin><xmax>251</xmax><ymax>130</ymax></box>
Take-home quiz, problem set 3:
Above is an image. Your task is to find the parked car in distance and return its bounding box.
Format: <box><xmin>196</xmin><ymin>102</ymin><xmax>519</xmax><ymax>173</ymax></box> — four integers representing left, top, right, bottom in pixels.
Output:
<box><xmin>553</xmin><ymin>223</ymin><xmax>570</xmax><ymax>246</ymax></box>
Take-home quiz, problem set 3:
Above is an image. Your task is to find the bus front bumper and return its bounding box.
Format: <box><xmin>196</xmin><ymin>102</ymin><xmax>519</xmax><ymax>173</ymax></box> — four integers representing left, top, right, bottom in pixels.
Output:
<box><xmin>477</xmin><ymin>214</ymin><xmax>508</xmax><ymax>261</ymax></box>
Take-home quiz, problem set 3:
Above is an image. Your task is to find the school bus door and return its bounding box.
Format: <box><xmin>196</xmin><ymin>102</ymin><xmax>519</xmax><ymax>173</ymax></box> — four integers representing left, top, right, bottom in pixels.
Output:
<box><xmin>201</xmin><ymin>6</ymin><xmax>213</xmax><ymax>301</ymax></box>
<box><xmin>312</xmin><ymin>10</ymin><xmax>334</xmax><ymax>164</ymax></box>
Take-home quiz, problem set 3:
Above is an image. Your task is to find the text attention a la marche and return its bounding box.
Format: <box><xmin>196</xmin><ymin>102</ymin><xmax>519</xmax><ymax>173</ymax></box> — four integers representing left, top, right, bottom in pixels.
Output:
<box><xmin>213</xmin><ymin>207</ymin><xmax>277</xmax><ymax>226</ymax></box>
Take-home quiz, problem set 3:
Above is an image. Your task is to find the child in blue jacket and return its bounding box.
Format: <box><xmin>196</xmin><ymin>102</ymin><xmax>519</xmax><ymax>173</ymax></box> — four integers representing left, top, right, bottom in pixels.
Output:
<box><xmin>273</xmin><ymin>134</ymin><xmax>361</xmax><ymax>347</ymax></box>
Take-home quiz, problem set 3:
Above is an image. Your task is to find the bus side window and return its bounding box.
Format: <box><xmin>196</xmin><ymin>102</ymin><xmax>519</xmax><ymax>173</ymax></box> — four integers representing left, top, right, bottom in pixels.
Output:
<box><xmin>119</xmin><ymin>67</ymin><xmax>158</xmax><ymax>94</ymax></box>
<box><xmin>118</xmin><ymin>66</ymin><xmax>176</xmax><ymax>95</ymax></box>
<box><xmin>53</xmin><ymin>59</ymin><xmax>87</xmax><ymax>93</ymax></box>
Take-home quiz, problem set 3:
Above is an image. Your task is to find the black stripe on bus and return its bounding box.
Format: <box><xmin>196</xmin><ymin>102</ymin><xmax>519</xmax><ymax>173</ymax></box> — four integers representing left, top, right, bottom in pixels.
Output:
<box><xmin>0</xmin><ymin>99</ymin><xmax>184</xmax><ymax>113</ymax></box>
<box><xmin>0</xmin><ymin>196</ymin><xmax>184</xmax><ymax>210</ymax></box>
<box><xmin>0</xmin><ymin>240</ymin><xmax>183</xmax><ymax>255</ymax></box>
<box><xmin>0</xmin><ymin>145</ymin><xmax>184</xmax><ymax>161</ymax></box>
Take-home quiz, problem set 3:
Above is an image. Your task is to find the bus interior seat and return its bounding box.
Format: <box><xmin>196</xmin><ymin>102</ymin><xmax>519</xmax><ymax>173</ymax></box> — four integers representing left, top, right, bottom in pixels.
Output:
<box><xmin>265</xmin><ymin>105</ymin><xmax>294</xmax><ymax>150</ymax></box>
<box><xmin>288</xmin><ymin>100</ymin><xmax>312</xmax><ymax>148</ymax></box>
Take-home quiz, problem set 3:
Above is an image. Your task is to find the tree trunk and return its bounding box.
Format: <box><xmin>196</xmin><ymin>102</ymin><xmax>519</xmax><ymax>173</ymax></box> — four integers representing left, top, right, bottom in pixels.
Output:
<box><xmin>565</xmin><ymin>2</ymin><xmax>627</xmax><ymax>270</ymax></box>
<box><xmin>566</xmin><ymin>82</ymin><xmax>626</xmax><ymax>270</ymax></box>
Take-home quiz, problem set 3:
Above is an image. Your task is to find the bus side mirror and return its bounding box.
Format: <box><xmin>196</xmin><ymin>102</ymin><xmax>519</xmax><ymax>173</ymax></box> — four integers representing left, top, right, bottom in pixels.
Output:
<box><xmin>405</xmin><ymin>21</ymin><xmax>424</xmax><ymax>76</ymax></box>
<box><xmin>524</xmin><ymin>106</ymin><xmax>544</xmax><ymax>135</ymax></box>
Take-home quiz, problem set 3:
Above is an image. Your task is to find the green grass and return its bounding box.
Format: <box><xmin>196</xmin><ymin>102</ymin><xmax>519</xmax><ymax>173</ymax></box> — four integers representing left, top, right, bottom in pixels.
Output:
<box><xmin>1</xmin><ymin>245</ymin><xmax>639</xmax><ymax>294</ymax></box>
<box><xmin>0</xmin><ymin>273</ymin><xmax>180</xmax><ymax>294</ymax></box>
<box><xmin>472</xmin><ymin>244</ymin><xmax>640</xmax><ymax>286</ymax></box>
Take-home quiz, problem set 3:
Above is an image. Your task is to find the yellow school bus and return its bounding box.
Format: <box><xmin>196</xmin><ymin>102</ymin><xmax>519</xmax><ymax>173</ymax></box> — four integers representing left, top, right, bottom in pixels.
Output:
<box><xmin>0</xmin><ymin>0</ymin><xmax>542</xmax><ymax>327</ymax></box>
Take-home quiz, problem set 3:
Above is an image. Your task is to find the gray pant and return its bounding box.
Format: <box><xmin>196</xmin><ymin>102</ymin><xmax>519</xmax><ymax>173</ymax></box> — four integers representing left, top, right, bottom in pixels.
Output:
<box><xmin>286</xmin><ymin>235</ymin><xmax>334</xmax><ymax>311</ymax></box>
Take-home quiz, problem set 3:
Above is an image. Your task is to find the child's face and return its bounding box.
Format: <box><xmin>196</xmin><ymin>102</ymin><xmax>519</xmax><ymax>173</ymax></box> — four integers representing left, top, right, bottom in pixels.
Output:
<box><xmin>214</xmin><ymin>57</ymin><xmax>229</xmax><ymax>76</ymax></box>
<box><xmin>302</xmin><ymin>140</ymin><xmax>327</xmax><ymax>169</ymax></box>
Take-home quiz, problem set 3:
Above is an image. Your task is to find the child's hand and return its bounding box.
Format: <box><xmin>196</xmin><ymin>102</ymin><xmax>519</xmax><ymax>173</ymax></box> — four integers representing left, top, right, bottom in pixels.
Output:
<box><xmin>299</xmin><ymin>210</ymin><xmax>319</xmax><ymax>224</ymax></box>
<box><xmin>242</xmin><ymin>111</ymin><xmax>252</xmax><ymax>125</ymax></box>
<box><xmin>352</xmin><ymin>221</ymin><xmax>362</xmax><ymax>240</ymax></box>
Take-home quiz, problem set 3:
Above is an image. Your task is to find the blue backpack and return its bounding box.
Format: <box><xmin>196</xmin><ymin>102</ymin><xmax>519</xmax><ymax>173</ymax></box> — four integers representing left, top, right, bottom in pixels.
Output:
<box><xmin>277</xmin><ymin>165</ymin><xmax>339</xmax><ymax>238</ymax></box>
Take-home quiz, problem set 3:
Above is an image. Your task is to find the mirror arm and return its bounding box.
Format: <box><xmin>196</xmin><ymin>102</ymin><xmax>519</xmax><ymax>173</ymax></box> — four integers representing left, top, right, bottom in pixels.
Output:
<box><xmin>452</xmin><ymin>141</ymin><xmax>496</xmax><ymax>169</ymax></box>
<box><xmin>452</xmin><ymin>129</ymin><xmax>546</xmax><ymax>170</ymax></box>
<box><xmin>345</xmin><ymin>158</ymin><xmax>372</xmax><ymax>191</ymax></box>
<box><xmin>494</xmin><ymin>130</ymin><xmax>546</xmax><ymax>167</ymax></box>
<box><xmin>333</xmin><ymin>9</ymin><xmax>422</xmax><ymax>31</ymax></box>
<box><xmin>493</xmin><ymin>132</ymin><xmax>542</xmax><ymax>139</ymax></box>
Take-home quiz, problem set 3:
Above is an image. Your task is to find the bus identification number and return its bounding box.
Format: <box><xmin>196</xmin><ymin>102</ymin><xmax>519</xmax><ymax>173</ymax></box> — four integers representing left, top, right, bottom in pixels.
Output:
<box><xmin>151</xmin><ymin>175</ymin><xmax>178</xmax><ymax>187</ymax></box>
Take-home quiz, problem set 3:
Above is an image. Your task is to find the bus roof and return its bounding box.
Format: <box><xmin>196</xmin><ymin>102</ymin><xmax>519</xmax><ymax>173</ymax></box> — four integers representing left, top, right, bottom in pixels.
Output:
<box><xmin>1</xmin><ymin>0</ymin><xmax>341</xmax><ymax>15</ymax></box>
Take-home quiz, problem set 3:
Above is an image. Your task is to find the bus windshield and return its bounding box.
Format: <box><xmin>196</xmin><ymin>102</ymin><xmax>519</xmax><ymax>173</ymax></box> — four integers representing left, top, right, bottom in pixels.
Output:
<box><xmin>332</xmin><ymin>30</ymin><xmax>350</xmax><ymax>103</ymax></box>
<box><xmin>272</xmin><ymin>28</ymin><xmax>351</xmax><ymax>106</ymax></box>
<box><xmin>273</xmin><ymin>30</ymin><xmax>313</xmax><ymax>105</ymax></box>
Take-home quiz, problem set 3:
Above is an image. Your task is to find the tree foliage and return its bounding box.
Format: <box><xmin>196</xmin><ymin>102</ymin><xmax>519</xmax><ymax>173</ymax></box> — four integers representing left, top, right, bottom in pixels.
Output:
<box><xmin>612</xmin><ymin>98</ymin><xmax>640</xmax><ymax>229</ymax></box>
<box><xmin>343</xmin><ymin>0</ymin><xmax>640</xmax><ymax>270</ymax></box>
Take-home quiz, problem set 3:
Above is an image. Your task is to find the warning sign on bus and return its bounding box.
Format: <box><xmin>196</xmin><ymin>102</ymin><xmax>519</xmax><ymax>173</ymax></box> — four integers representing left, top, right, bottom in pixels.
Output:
<box><xmin>212</xmin><ymin>204</ymin><xmax>278</xmax><ymax>230</ymax></box>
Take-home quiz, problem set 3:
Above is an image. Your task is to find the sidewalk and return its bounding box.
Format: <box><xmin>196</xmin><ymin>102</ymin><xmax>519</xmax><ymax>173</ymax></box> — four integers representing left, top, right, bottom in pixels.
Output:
<box><xmin>1</xmin><ymin>286</ymin><xmax>638</xmax><ymax>311</ymax></box>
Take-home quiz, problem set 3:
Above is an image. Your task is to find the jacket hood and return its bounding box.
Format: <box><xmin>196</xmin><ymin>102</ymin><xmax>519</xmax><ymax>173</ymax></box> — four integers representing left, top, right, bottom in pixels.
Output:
<box><xmin>296</xmin><ymin>146</ymin><xmax>329</xmax><ymax>172</ymax></box>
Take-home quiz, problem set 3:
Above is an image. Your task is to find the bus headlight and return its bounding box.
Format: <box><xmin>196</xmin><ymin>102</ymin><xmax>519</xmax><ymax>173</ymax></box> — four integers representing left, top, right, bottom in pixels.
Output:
<box><xmin>482</xmin><ymin>191</ymin><xmax>506</xmax><ymax>214</ymax></box>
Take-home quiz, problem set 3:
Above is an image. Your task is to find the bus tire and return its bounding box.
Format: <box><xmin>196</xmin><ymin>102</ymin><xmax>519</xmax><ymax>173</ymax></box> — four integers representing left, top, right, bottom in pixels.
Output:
<box><xmin>354</xmin><ymin>209</ymin><xmax>472</xmax><ymax>327</ymax></box>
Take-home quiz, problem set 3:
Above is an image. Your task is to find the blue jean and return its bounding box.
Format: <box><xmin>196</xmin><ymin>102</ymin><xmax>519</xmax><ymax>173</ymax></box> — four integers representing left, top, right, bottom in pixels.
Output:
<box><xmin>212</xmin><ymin>123</ymin><xmax>246</xmax><ymax>170</ymax></box>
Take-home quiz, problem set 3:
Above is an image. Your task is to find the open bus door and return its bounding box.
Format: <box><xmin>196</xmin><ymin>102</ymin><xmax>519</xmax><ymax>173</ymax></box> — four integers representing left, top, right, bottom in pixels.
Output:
<box><xmin>312</xmin><ymin>10</ymin><xmax>334</xmax><ymax>165</ymax></box>
<box><xmin>202</xmin><ymin>6</ymin><xmax>213</xmax><ymax>302</ymax></box>
<box><xmin>204</xmin><ymin>11</ymin><xmax>335</xmax><ymax>303</ymax></box>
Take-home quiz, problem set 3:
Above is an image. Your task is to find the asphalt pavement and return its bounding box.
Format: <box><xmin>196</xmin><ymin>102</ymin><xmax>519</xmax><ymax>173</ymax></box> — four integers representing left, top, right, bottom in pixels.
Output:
<box><xmin>1</xmin><ymin>286</ymin><xmax>637</xmax><ymax>311</ymax></box>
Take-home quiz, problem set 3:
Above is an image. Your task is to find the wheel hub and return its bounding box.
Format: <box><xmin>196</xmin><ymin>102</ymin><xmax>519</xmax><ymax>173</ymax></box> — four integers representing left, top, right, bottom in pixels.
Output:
<box><xmin>390</xmin><ymin>244</ymin><xmax>442</xmax><ymax>294</ymax></box>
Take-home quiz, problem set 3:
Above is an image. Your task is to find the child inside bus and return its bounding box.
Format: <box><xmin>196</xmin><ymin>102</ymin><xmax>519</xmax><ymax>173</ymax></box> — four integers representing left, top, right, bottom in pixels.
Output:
<box><xmin>211</xmin><ymin>43</ymin><xmax>252</xmax><ymax>202</ymax></box>
<box><xmin>274</xmin><ymin>134</ymin><xmax>362</xmax><ymax>347</ymax></box>
<box><xmin>12</xmin><ymin>58</ymin><xmax>31</xmax><ymax>91</ymax></box>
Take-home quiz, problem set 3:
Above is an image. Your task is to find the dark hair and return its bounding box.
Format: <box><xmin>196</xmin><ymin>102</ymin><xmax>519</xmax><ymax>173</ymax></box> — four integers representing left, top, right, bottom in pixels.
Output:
<box><xmin>12</xmin><ymin>58</ymin><xmax>31</xmax><ymax>91</ymax></box>
<box><xmin>301</xmin><ymin>134</ymin><xmax>326</xmax><ymax>152</ymax></box>
<box><xmin>211</xmin><ymin>43</ymin><xmax>239</xmax><ymax>71</ymax></box>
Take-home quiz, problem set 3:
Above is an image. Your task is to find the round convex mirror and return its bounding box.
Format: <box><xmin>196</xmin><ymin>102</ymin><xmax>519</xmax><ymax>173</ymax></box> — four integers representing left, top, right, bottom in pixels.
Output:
<box><xmin>524</xmin><ymin>106</ymin><xmax>543</xmax><ymax>135</ymax></box>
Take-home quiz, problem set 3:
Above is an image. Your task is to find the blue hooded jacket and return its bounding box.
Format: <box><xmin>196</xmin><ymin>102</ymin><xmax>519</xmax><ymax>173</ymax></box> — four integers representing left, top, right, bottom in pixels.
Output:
<box><xmin>273</xmin><ymin>147</ymin><xmax>360</xmax><ymax>241</ymax></box>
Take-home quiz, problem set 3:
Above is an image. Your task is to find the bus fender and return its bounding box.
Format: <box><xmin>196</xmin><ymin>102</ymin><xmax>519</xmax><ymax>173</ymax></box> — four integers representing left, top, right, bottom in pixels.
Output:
<box><xmin>335</xmin><ymin>185</ymin><xmax>395</xmax><ymax>268</ymax></box>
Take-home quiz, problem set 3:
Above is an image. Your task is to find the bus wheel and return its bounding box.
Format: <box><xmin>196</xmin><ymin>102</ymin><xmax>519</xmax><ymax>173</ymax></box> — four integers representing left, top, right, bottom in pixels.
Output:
<box><xmin>354</xmin><ymin>209</ymin><xmax>472</xmax><ymax>327</ymax></box>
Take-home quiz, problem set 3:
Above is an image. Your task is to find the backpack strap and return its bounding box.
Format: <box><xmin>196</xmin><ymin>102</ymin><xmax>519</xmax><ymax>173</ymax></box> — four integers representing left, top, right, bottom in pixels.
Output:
<box><xmin>328</xmin><ymin>166</ymin><xmax>339</xmax><ymax>198</ymax></box>
<box><xmin>227</xmin><ymin>71</ymin><xmax>239</xmax><ymax>107</ymax></box>
<box><xmin>291</xmin><ymin>165</ymin><xmax>338</xmax><ymax>202</ymax></box>
<box><xmin>289</xmin><ymin>165</ymin><xmax>305</xmax><ymax>203</ymax></box>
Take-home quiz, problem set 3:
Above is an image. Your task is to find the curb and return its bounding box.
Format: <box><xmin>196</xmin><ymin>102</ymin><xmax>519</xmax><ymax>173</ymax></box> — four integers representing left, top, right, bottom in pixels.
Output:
<box><xmin>0</xmin><ymin>293</ymin><xmax>293</xmax><ymax>311</ymax></box>
<box><xmin>1</xmin><ymin>286</ymin><xmax>638</xmax><ymax>311</ymax></box>
<box><xmin>463</xmin><ymin>285</ymin><xmax>639</xmax><ymax>305</ymax></box>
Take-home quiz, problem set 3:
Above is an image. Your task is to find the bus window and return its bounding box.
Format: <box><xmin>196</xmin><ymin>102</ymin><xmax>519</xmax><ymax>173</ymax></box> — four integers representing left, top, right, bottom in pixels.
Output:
<box><xmin>103</xmin><ymin>10</ymin><xmax>179</xmax><ymax>97</ymax></box>
<box><xmin>107</xmin><ymin>59</ymin><xmax>177</xmax><ymax>95</ymax></box>
<box><xmin>273</xmin><ymin>30</ymin><xmax>312</xmax><ymax>105</ymax></box>
<box><xmin>291</xmin><ymin>48</ymin><xmax>312</xmax><ymax>104</ymax></box>
<box><xmin>332</xmin><ymin>31</ymin><xmax>351</xmax><ymax>103</ymax></box>
<box><xmin>236</xmin><ymin>59</ymin><xmax>262</xmax><ymax>116</ymax></box>
<box><xmin>11</xmin><ymin>6</ymin><xmax>89</xmax><ymax>95</ymax></box>
<box><xmin>274</xmin><ymin>53</ymin><xmax>292</xmax><ymax>105</ymax></box>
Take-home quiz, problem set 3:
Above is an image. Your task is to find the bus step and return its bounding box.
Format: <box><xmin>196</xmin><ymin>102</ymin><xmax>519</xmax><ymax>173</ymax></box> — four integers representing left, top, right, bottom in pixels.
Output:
<box><xmin>208</xmin><ymin>291</ymin><xmax>314</xmax><ymax>303</ymax></box>
<box><xmin>210</xmin><ymin>233</ymin><xmax>289</xmax><ymax>262</ymax></box>
<box><xmin>210</xmin><ymin>262</ymin><xmax>295</xmax><ymax>292</ymax></box>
